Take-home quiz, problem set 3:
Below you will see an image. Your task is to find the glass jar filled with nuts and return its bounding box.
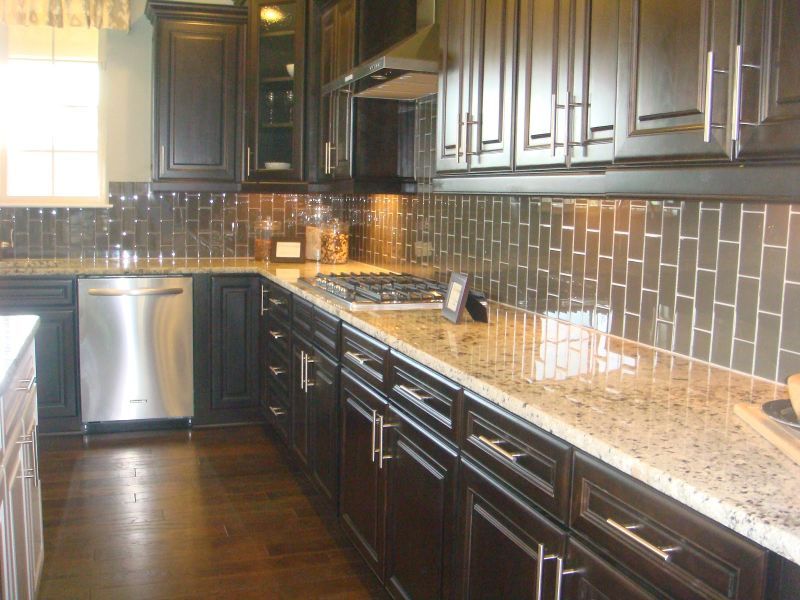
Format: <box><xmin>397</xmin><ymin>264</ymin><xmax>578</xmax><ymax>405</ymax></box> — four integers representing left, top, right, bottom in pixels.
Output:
<box><xmin>320</xmin><ymin>218</ymin><xmax>349</xmax><ymax>264</ymax></box>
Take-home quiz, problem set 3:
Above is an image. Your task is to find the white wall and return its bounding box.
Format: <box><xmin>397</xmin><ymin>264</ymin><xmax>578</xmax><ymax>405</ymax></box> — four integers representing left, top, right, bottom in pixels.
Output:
<box><xmin>100</xmin><ymin>0</ymin><xmax>233</xmax><ymax>182</ymax></box>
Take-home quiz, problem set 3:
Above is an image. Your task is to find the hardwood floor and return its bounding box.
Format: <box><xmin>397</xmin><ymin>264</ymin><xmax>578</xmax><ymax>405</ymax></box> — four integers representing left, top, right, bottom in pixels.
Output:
<box><xmin>37</xmin><ymin>425</ymin><xmax>387</xmax><ymax>600</ymax></box>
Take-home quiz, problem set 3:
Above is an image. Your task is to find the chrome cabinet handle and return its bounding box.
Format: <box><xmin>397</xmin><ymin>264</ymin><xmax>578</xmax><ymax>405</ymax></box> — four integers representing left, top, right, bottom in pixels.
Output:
<box><xmin>88</xmin><ymin>287</ymin><xmax>184</xmax><ymax>297</ymax></box>
<box><xmin>731</xmin><ymin>45</ymin><xmax>742</xmax><ymax>142</ymax></box>
<box><xmin>606</xmin><ymin>518</ymin><xmax>679</xmax><ymax>561</ymax></box>
<box><xmin>269</xmin><ymin>405</ymin><xmax>286</xmax><ymax>417</ymax></box>
<box><xmin>370</xmin><ymin>409</ymin><xmax>378</xmax><ymax>462</ymax></box>
<box><xmin>304</xmin><ymin>353</ymin><xmax>315</xmax><ymax>391</ymax></box>
<box><xmin>246</xmin><ymin>146</ymin><xmax>252</xmax><ymax>176</ymax></box>
<box><xmin>269</xmin><ymin>366</ymin><xmax>286</xmax><ymax>377</ymax></box>
<box><xmin>260</xmin><ymin>285</ymin><xmax>267</xmax><ymax>316</ymax></box>
<box><xmin>552</xmin><ymin>556</ymin><xmax>581</xmax><ymax>600</ymax></box>
<box><xmin>533</xmin><ymin>543</ymin><xmax>560</xmax><ymax>600</ymax></box>
<box><xmin>268</xmin><ymin>297</ymin><xmax>285</xmax><ymax>306</ymax></box>
<box><xmin>324</xmin><ymin>141</ymin><xmax>331</xmax><ymax>174</ymax></box>
<box><xmin>703</xmin><ymin>51</ymin><xmax>729</xmax><ymax>143</ymax></box>
<box><xmin>464</xmin><ymin>113</ymin><xmax>480</xmax><ymax>158</ymax></box>
<box><xmin>300</xmin><ymin>350</ymin><xmax>306</xmax><ymax>390</ymax></box>
<box><xmin>477</xmin><ymin>434</ymin><xmax>525</xmax><ymax>462</ymax></box>
<box><xmin>16</xmin><ymin>376</ymin><xmax>36</xmax><ymax>392</ymax></box>
<box><xmin>397</xmin><ymin>384</ymin><xmax>433</xmax><ymax>403</ymax></box>
<box><xmin>344</xmin><ymin>351</ymin><xmax>370</xmax><ymax>366</ymax></box>
<box><xmin>160</xmin><ymin>145</ymin><xmax>166</xmax><ymax>172</ymax></box>
<box><xmin>550</xmin><ymin>94</ymin><xmax>566</xmax><ymax>156</ymax></box>
<box><xmin>16</xmin><ymin>436</ymin><xmax>33</xmax><ymax>446</ymax></box>
<box><xmin>269</xmin><ymin>330</ymin><xmax>285</xmax><ymax>340</ymax></box>
<box><xmin>32</xmin><ymin>426</ymin><xmax>39</xmax><ymax>488</ymax></box>
<box><xmin>456</xmin><ymin>112</ymin><xmax>463</xmax><ymax>163</ymax></box>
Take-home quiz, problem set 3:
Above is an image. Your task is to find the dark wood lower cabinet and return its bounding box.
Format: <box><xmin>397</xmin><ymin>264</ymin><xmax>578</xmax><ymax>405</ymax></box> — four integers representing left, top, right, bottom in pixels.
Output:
<box><xmin>562</xmin><ymin>538</ymin><xmax>658</xmax><ymax>599</ymax></box>
<box><xmin>339</xmin><ymin>369</ymin><xmax>388</xmax><ymax>579</ymax></box>
<box><xmin>291</xmin><ymin>334</ymin><xmax>311</xmax><ymax>466</ymax></box>
<box><xmin>455</xmin><ymin>457</ymin><xmax>566</xmax><ymax>599</ymax></box>
<box><xmin>384</xmin><ymin>407</ymin><xmax>457</xmax><ymax>600</ymax></box>
<box><xmin>308</xmin><ymin>348</ymin><xmax>340</xmax><ymax>505</ymax></box>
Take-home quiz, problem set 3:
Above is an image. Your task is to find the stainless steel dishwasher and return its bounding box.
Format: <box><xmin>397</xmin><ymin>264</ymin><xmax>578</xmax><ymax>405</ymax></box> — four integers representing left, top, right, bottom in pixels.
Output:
<box><xmin>78</xmin><ymin>276</ymin><xmax>194</xmax><ymax>426</ymax></box>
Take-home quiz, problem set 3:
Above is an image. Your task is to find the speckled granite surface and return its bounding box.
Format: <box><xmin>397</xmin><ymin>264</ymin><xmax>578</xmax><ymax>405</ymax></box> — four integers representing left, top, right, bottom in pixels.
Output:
<box><xmin>1</xmin><ymin>258</ymin><xmax>799</xmax><ymax>564</ymax></box>
<box><xmin>0</xmin><ymin>315</ymin><xmax>39</xmax><ymax>398</ymax></box>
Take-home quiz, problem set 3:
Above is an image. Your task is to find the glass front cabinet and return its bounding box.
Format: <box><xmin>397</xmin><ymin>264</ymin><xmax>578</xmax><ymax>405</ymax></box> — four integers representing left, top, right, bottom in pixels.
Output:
<box><xmin>246</xmin><ymin>0</ymin><xmax>306</xmax><ymax>182</ymax></box>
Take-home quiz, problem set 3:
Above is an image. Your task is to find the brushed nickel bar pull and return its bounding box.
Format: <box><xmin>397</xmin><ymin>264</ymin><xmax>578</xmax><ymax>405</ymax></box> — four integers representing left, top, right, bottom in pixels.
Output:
<box><xmin>731</xmin><ymin>45</ymin><xmax>742</xmax><ymax>142</ymax></box>
<box><xmin>160</xmin><ymin>145</ymin><xmax>166</xmax><ymax>171</ymax></box>
<box><xmin>456</xmin><ymin>112</ymin><xmax>464</xmax><ymax>164</ymax></box>
<box><xmin>606</xmin><ymin>518</ymin><xmax>679</xmax><ymax>561</ymax></box>
<box><xmin>550</xmin><ymin>94</ymin><xmax>566</xmax><ymax>156</ymax></box>
<box><xmin>535</xmin><ymin>543</ymin><xmax>545</xmax><ymax>600</ymax></box>
<box><xmin>477</xmin><ymin>435</ymin><xmax>525</xmax><ymax>462</ymax></box>
<box><xmin>397</xmin><ymin>384</ymin><xmax>433</xmax><ymax>403</ymax></box>
<box><xmin>464</xmin><ymin>113</ymin><xmax>480</xmax><ymax>157</ymax></box>
<box><xmin>32</xmin><ymin>426</ymin><xmax>40</xmax><ymax>487</ymax></box>
<box><xmin>304</xmin><ymin>353</ymin><xmax>315</xmax><ymax>390</ymax></box>
<box><xmin>268</xmin><ymin>297</ymin><xmax>285</xmax><ymax>306</ymax></box>
<box><xmin>377</xmin><ymin>414</ymin><xmax>396</xmax><ymax>468</ymax></box>
<box><xmin>260</xmin><ymin>285</ymin><xmax>268</xmax><ymax>316</ymax></box>
<box><xmin>370</xmin><ymin>409</ymin><xmax>378</xmax><ymax>462</ymax></box>
<box><xmin>246</xmin><ymin>146</ymin><xmax>252</xmax><ymax>176</ymax></box>
<box><xmin>344</xmin><ymin>351</ymin><xmax>369</xmax><ymax>366</ymax></box>
<box><xmin>268</xmin><ymin>405</ymin><xmax>286</xmax><ymax>417</ymax></box>
<box><xmin>269</xmin><ymin>330</ymin><xmax>284</xmax><ymax>340</ymax></box>
<box><xmin>704</xmin><ymin>51</ymin><xmax>715</xmax><ymax>142</ymax></box>
<box><xmin>300</xmin><ymin>350</ymin><xmax>306</xmax><ymax>390</ymax></box>
<box><xmin>88</xmin><ymin>288</ymin><xmax>183</xmax><ymax>297</ymax></box>
<box><xmin>269</xmin><ymin>366</ymin><xmax>286</xmax><ymax>377</ymax></box>
<box><xmin>16</xmin><ymin>377</ymin><xmax>36</xmax><ymax>392</ymax></box>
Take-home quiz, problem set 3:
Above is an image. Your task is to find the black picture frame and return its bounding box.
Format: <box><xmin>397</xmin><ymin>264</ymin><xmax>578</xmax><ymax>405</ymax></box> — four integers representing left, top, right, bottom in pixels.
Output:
<box><xmin>442</xmin><ymin>272</ymin><xmax>471</xmax><ymax>323</ymax></box>
<box><xmin>270</xmin><ymin>236</ymin><xmax>306</xmax><ymax>263</ymax></box>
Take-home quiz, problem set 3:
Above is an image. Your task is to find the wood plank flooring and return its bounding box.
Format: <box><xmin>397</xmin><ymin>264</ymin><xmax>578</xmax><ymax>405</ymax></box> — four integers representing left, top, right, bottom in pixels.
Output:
<box><xmin>37</xmin><ymin>425</ymin><xmax>387</xmax><ymax>600</ymax></box>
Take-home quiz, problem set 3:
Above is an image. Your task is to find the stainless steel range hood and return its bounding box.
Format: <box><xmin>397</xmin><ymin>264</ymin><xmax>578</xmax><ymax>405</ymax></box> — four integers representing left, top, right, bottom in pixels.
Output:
<box><xmin>321</xmin><ymin>0</ymin><xmax>439</xmax><ymax>101</ymax></box>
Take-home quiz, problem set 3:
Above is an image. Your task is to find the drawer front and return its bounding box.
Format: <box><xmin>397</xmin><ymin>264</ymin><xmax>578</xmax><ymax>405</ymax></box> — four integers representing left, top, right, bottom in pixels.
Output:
<box><xmin>341</xmin><ymin>323</ymin><xmax>388</xmax><ymax>393</ymax></box>
<box><xmin>265</xmin><ymin>322</ymin><xmax>291</xmax><ymax>360</ymax></box>
<box><xmin>312</xmin><ymin>307</ymin><xmax>340</xmax><ymax>359</ymax></box>
<box><xmin>265</xmin><ymin>282</ymin><xmax>292</xmax><ymax>325</ymax></box>
<box><xmin>266</xmin><ymin>370</ymin><xmax>291</xmax><ymax>440</ymax></box>
<box><xmin>292</xmin><ymin>296</ymin><xmax>313</xmax><ymax>341</ymax></box>
<box><xmin>460</xmin><ymin>391</ymin><xmax>572</xmax><ymax>523</ymax></box>
<box><xmin>3</xmin><ymin>342</ymin><xmax>35</xmax><ymax>441</ymax></box>
<box><xmin>571</xmin><ymin>452</ymin><xmax>768</xmax><ymax>600</ymax></box>
<box><xmin>0</xmin><ymin>277</ymin><xmax>75</xmax><ymax>308</ymax></box>
<box><xmin>389</xmin><ymin>350</ymin><xmax>461</xmax><ymax>443</ymax></box>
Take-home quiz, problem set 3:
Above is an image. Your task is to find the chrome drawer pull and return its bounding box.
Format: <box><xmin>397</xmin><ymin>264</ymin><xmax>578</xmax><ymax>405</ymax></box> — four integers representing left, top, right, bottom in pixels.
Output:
<box><xmin>269</xmin><ymin>330</ymin><xmax>285</xmax><ymax>340</ymax></box>
<box><xmin>606</xmin><ymin>518</ymin><xmax>679</xmax><ymax>561</ymax></box>
<box><xmin>477</xmin><ymin>435</ymin><xmax>525</xmax><ymax>462</ymax></box>
<box><xmin>16</xmin><ymin>377</ymin><xmax>36</xmax><ymax>392</ymax></box>
<box><xmin>260</xmin><ymin>285</ymin><xmax>267</xmax><ymax>315</ymax></box>
<box><xmin>553</xmin><ymin>556</ymin><xmax>581</xmax><ymax>600</ymax></box>
<box><xmin>269</xmin><ymin>366</ymin><xmax>286</xmax><ymax>377</ymax></box>
<box><xmin>397</xmin><ymin>384</ymin><xmax>433</xmax><ymax>403</ymax></box>
<box><xmin>269</xmin><ymin>297</ymin><xmax>285</xmax><ymax>306</ymax></box>
<box><xmin>344</xmin><ymin>351</ymin><xmax>370</xmax><ymax>366</ymax></box>
<box><xmin>370</xmin><ymin>409</ymin><xmax>378</xmax><ymax>462</ymax></box>
<box><xmin>268</xmin><ymin>406</ymin><xmax>286</xmax><ymax>417</ymax></box>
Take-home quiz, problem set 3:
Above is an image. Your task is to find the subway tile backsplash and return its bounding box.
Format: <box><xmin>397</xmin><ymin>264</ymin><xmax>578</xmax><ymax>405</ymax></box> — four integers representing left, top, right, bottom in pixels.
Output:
<box><xmin>340</xmin><ymin>194</ymin><xmax>800</xmax><ymax>383</ymax></box>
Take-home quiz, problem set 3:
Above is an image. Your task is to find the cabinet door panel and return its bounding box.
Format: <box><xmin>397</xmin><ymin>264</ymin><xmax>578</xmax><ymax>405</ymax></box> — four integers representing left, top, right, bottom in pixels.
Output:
<box><xmin>562</xmin><ymin>539</ymin><xmax>657</xmax><ymax>599</ymax></box>
<box><xmin>34</xmin><ymin>310</ymin><xmax>79</xmax><ymax>421</ymax></box>
<box><xmin>614</xmin><ymin>0</ymin><xmax>733</xmax><ymax>161</ymax></box>
<box><xmin>456</xmin><ymin>458</ymin><xmax>566</xmax><ymax>599</ymax></box>
<box><xmin>309</xmin><ymin>350</ymin><xmax>339</xmax><ymax>505</ymax></box>
<box><xmin>569</xmin><ymin>0</ymin><xmax>619</xmax><ymax>165</ymax></box>
<box><xmin>334</xmin><ymin>0</ymin><xmax>355</xmax><ymax>77</ymax></box>
<box><xmin>210</xmin><ymin>277</ymin><xmax>260</xmax><ymax>413</ymax></box>
<box><xmin>385</xmin><ymin>408</ymin><xmax>457</xmax><ymax>600</ymax></box>
<box><xmin>339</xmin><ymin>371</ymin><xmax>387</xmax><ymax>578</ymax></box>
<box><xmin>468</xmin><ymin>0</ymin><xmax>517</xmax><ymax>171</ymax></box>
<box><xmin>736</xmin><ymin>0</ymin><xmax>800</xmax><ymax>158</ymax></box>
<box><xmin>437</xmin><ymin>0</ymin><xmax>470</xmax><ymax>173</ymax></box>
<box><xmin>333</xmin><ymin>89</ymin><xmax>353</xmax><ymax>179</ymax></box>
<box><xmin>291</xmin><ymin>337</ymin><xmax>310</xmax><ymax>466</ymax></box>
<box><xmin>6</xmin><ymin>428</ymin><xmax>30</xmax><ymax>600</ymax></box>
<box><xmin>516</xmin><ymin>0</ymin><xmax>569</xmax><ymax>168</ymax></box>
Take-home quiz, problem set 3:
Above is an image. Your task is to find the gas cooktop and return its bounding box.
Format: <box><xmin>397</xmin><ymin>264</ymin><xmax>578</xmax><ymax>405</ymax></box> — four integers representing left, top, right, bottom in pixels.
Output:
<box><xmin>300</xmin><ymin>272</ymin><xmax>447</xmax><ymax>311</ymax></box>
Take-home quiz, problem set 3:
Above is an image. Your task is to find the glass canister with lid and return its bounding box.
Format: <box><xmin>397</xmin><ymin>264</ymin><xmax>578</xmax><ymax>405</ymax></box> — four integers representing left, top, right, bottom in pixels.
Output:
<box><xmin>320</xmin><ymin>218</ymin><xmax>349</xmax><ymax>264</ymax></box>
<box><xmin>304</xmin><ymin>199</ymin><xmax>332</xmax><ymax>261</ymax></box>
<box><xmin>253</xmin><ymin>218</ymin><xmax>274</xmax><ymax>261</ymax></box>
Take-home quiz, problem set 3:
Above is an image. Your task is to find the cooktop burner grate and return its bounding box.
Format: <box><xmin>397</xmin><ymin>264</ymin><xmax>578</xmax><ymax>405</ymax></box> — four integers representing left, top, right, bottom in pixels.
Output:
<box><xmin>301</xmin><ymin>272</ymin><xmax>448</xmax><ymax>311</ymax></box>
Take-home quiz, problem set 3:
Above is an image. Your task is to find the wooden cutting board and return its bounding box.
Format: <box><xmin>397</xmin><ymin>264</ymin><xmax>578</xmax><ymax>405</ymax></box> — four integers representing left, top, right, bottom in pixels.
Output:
<box><xmin>734</xmin><ymin>403</ymin><xmax>800</xmax><ymax>467</ymax></box>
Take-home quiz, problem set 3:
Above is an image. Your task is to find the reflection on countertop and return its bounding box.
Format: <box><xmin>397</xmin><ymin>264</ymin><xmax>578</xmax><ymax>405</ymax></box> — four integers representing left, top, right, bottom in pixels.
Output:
<box><xmin>0</xmin><ymin>257</ymin><xmax>798</xmax><ymax>563</ymax></box>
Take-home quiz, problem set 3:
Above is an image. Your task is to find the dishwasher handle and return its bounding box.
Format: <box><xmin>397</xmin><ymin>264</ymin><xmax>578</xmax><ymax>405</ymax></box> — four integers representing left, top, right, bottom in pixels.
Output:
<box><xmin>87</xmin><ymin>287</ymin><xmax>185</xmax><ymax>297</ymax></box>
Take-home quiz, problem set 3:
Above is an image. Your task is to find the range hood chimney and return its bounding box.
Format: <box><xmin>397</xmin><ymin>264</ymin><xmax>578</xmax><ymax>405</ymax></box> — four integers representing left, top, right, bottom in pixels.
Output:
<box><xmin>322</xmin><ymin>0</ymin><xmax>439</xmax><ymax>101</ymax></box>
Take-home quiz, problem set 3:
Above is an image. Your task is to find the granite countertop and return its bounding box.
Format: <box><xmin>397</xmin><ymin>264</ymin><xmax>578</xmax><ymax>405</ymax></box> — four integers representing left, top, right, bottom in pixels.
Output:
<box><xmin>1</xmin><ymin>257</ymin><xmax>799</xmax><ymax>564</ymax></box>
<box><xmin>0</xmin><ymin>315</ymin><xmax>39</xmax><ymax>396</ymax></box>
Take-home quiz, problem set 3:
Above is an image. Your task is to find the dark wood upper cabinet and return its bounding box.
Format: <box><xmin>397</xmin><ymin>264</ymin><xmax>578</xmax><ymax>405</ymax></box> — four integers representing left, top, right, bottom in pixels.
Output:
<box><xmin>614</xmin><ymin>0</ymin><xmax>735</xmax><ymax>162</ymax></box>
<box><xmin>735</xmin><ymin>0</ymin><xmax>800</xmax><ymax>159</ymax></box>
<box><xmin>244</xmin><ymin>0</ymin><xmax>306</xmax><ymax>182</ymax></box>
<box><xmin>437</xmin><ymin>0</ymin><xmax>470</xmax><ymax>172</ymax></box>
<box><xmin>147</xmin><ymin>2</ymin><xmax>246</xmax><ymax>186</ymax></box>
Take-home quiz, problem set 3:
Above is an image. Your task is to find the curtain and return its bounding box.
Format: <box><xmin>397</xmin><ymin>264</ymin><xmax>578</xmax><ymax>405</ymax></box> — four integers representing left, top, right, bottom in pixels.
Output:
<box><xmin>1</xmin><ymin>0</ymin><xmax>130</xmax><ymax>30</ymax></box>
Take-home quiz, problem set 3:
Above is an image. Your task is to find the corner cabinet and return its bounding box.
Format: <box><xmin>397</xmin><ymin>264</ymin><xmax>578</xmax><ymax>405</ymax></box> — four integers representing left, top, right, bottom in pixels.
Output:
<box><xmin>244</xmin><ymin>0</ymin><xmax>307</xmax><ymax>182</ymax></box>
<box><xmin>147</xmin><ymin>1</ymin><xmax>247</xmax><ymax>188</ymax></box>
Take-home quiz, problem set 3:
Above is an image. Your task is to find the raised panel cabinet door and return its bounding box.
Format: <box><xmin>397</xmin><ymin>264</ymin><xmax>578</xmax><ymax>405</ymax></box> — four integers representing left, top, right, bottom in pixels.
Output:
<box><xmin>614</xmin><ymin>0</ymin><xmax>734</xmax><ymax>161</ymax></box>
<box><xmin>334</xmin><ymin>0</ymin><xmax>356</xmax><ymax>78</ymax></box>
<box><xmin>560</xmin><ymin>539</ymin><xmax>658</xmax><ymax>599</ymax></box>
<box><xmin>291</xmin><ymin>335</ymin><xmax>310</xmax><ymax>467</ymax></box>
<box><xmin>437</xmin><ymin>0</ymin><xmax>471</xmax><ymax>173</ymax></box>
<box><xmin>154</xmin><ymin>18</ymin><xmax>243</xmax><ymax>181</ymax></box>
<box><xmin>309</xmin><ymin>349</ymin><xmax>339</xmax><ymax>505</ymax></box>
<box><xmin>210</xmin><ymin>277</ymin><xmax>260</xmax><ymax>412</ymax></box>
<box><xmin>568</xmin><ymin>0</ymin><xmax>619</xmax><ymax>165</ymax></box>
<box><xmin>455</xmin><ymin>458</ymin><xmax>567</xmax><ymax>600</ymax></box>
<box><xmin>384</xmin><ymin>408</ymin><xmax>458</xmax><ymax>600</ymax></box>
<box><xmin>6</xmin><ymin>424</ymin><xmax>30</xmax><ymax>600</ymax></box>
<box><xmin>333</xmin><ymin>88</ymin><xmax>353</xmax><ymax>179</ymax></box>
<box><xmin>320</xmin><ymin>4</ymin><xmax>336</xmax><ymax>84</ymax></box>
<box><xmin>22</xmin><ymin>410</ymin><xmax>43</xmax><ymax>595</ymax></box>
<box><xmin>339</xmin><ymin>370</ymin><xmax>388</xmax><ymax>580</ymax></box>
<box><xmin>735</xmin><ymin>0</ymin><xmax>800</xmax><ymax>158</ymax></box>
<box><xmin>515</xmin><ymin>0</ymin><xmax>570</xmax><ymax>168</ymax></box>
<box><xmin>33</xmin><ymin>310</ymin><xmax>79</xmax><ymax>422</ymax></box>
<box><xmin>468</xmin><ymin>0</ymin><xmax>517</xmax><ymax>171</ymax></box>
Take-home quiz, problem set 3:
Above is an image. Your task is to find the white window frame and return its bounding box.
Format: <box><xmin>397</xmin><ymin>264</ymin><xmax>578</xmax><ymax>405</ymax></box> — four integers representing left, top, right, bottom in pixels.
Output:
<box><xmin>0</xmin><ymin>25</ymin><xmax>109</xmax><ymax>208</ymax></box>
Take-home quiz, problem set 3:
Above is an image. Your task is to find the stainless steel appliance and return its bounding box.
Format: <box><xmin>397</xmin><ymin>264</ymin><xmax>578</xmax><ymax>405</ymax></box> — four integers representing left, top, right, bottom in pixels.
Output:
<box><xmin>300</xmin><ymin>272</ymin><xmax>448</xmax><ymax>311</ymax></box>
<box><xmin>78</xmin><ymin>276</ymin><xmax>194</xmax><ymax>425</ymax></box>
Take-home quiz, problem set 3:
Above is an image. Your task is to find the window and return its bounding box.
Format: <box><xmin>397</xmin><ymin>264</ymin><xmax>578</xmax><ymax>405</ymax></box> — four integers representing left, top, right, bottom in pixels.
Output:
<box><xmin>0</xmin><ymin>25</ymin><xmax>107</xmax><ymax>206</ymax></box>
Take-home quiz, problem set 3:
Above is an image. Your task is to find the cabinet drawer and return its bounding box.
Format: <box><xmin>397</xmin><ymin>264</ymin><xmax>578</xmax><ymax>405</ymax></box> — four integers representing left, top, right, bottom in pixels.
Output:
<box><xmin>3</xmin><ymin>342</ymin><xmax>35</xmax><ymax>442</ymax></box>
<box><xmin>460</xmin><ymin>391</ymin><xmax>572</xmax><ymax>523</ymax></box>
<box><xmin>292</xmin><ymin>296</ymin><xmax>313</xmax><ymax>341</ymax></box>
<box><xmin>265</xmin><ymin>322</ymin><xmax>291</xmax><ymax>360</ymax></box>
<box><xmin>341</xmin><ymin>323</ymin><xmax>388</xmax><ymax>393</ymax></box>
<box><xmin>389</xmin><ymin>351</ymin><xmax>461</xmax><ymax>443</ymax></box>
<box><xmin>265</xmin><ymin>282</ymin><xmax>292</xmax><ymax>325</ymax></box>
<box><xmin>265</xmin><ymin>371</ymin><xmax>290</xmax><ymax>441</ymax></box>
<box><xmin>570</xmin><ymin>452</ymin><xmax>768</xmax><ymax>600</ymax></box>
<box><xmin>313</xmin><ymin>307</ymin><xmax>340</xmax><ymax>359</ymax></box>
<box><xmin>0</xmin><ymin>278</ymin><xmax>74</xmax><ymax>308</ymax></box>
